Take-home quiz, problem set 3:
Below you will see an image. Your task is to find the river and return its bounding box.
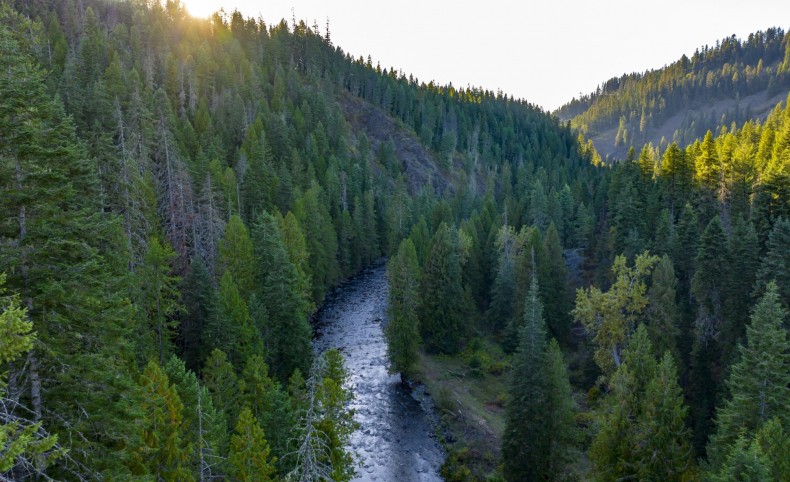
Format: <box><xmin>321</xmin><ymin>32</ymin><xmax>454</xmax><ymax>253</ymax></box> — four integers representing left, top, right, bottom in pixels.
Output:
<box><xmin>314</xmin><ymin>264</ymin><xmax>445</xmax><ymax>481</ymax></box>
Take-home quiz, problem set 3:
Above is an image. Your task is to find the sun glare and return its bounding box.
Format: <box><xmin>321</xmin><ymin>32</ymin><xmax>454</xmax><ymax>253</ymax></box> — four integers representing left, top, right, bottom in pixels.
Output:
<box><xmin>180</xmin><ymin>0</ymin><xmax>218</xmax><ymax>18</ymax></box>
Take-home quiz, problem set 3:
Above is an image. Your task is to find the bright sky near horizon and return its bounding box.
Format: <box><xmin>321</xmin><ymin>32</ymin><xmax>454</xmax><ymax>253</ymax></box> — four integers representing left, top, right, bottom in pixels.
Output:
<box><xmin>181</xmin><ymin>0</ymin><xmax>790</xmax><ymax>111</ymax></box>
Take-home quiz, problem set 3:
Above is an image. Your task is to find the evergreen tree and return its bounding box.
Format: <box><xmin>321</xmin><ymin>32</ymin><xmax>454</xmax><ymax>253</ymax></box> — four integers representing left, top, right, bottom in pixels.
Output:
<box><xmin>135</xmin><ymin>361</ymin><xmax>193</xmax><ymax>481</ymax></box>
<box><xmin>755</xmin><ymin>418</ymin><xmax>790</xmax><ymax>481</ymax></box>
<box><xmin>709</xmin><ymin>436</ymin><xmax>772</xmax><ymax>482</ymax></box>
<box><xmin>163</xmin><ymin>356</ymin><xmax>226</xmax><ymax>481</ymax></box>
<box><xmin>178</xmin><ymin>259</ymin><xmax>218</xmax><ymax>372</ymax></box>
<box><xmin>634</xmin><ymin>353</ymin><xmax>694</xmax><ymax>480</ymax></box>
<box><xmin>138</xmin><ymin>237</ymin><xmax>182</xmax><ymax>363</ymax></box>
<box><xmin>756</xmin><ymin>217</ymin><xmax>790</xmax><ymax>307</ymax></box>
<box><xmin>252</xmin><ymin>211</ymin><xmax>313</xmax><ymax>380</ymax></box>
<box><xmin>0</xmin><ymin>22</ymin><xmax>141</xmax><ymax>475</ymax></box>
<box><xmin>418</xmin><ymin>223</ymin><xmax>468</xmax><ymax>354</ymax></box>
<box><xmin>240</xmin><ymin>355</ymin><xmax>292</xmax><ymax>465</ymax></box>
<box><xmin>218</xmin><ymin>215</ymin><xmax>256</xmax><ymax>299</ymax></box>
<box><xmin>385</xmin><ymin>239</ymin><xmax>422</xmax><ymax>380</ymax></box>
<box><xmin>706</xmin><ymin>282</ymin><xmax>790</xmax><ymax>467</ymax></box>
<box><xmin>489</xmin><ymin>225</ymin><xmax>517</xmax><ymax>338</ymax></box>
<box><xmin>228</xmin><ymin>408</ymin><xmax>277</xmax><ymax>482</ymax></box>
<box><xmin>544</xmin><ymin>339</ymin><xmax>579</xmax><ymax>479</ymax></box>
<box><xmin>202</xmin><ymin>349</ymin><xmax>241</xmax><ymax>434</ymax></box>
<box><xmin>646</xmin><ymin>255</ymin><xmax>681</xmax><ymax>360</ymax></box>
<box><xmin>0</xmin><ymin>275</ymin><xmax>63</xmax><ymax>477</ymax></box>
<box><xmin>540</xmin><ymin>222</ymin><xmax>572</xmax><ymax>343</ymax></box>
<box><xmin>503</xmin><ymin>275</ymin><xmax>575</xmax><ymax>481</ymax></box>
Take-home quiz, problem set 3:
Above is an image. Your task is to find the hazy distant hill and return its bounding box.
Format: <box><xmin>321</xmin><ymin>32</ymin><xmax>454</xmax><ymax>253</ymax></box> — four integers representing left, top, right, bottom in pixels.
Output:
<box><xmin>556</xmin><ymin>28</ymin><xmax>790</xmax><ymax>159</ymax></box>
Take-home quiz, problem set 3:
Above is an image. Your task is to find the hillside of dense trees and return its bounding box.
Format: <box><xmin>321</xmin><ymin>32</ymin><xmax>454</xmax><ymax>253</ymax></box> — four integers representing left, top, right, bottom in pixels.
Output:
<box><xmin>1</xmin><ymin>0</ymin><xmax>789</xmax><ymax>480</ymax></box>
<box><xmin>557</xmin><ymin>29</ymin><xmax>790</xmax><ymax>159</ymax></box>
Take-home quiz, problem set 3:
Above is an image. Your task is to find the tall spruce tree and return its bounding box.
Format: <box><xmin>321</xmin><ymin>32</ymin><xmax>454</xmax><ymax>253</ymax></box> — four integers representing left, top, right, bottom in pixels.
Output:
<box><xmin>0</xmin><ymin>21</ymin><xmax>142</xmax><ymax>476</ymax></box>
<box><xmin>228</xmin><ymin>408</ymin><xmax>277</xmax><ymax>482</ymax></box>
<box><xmin>503</xmin><ymin>275</ymin><xmax>576</xmax><ymax>481</ymax></box>
<box><xmin>252</xmin><ymin>211</ymin><xmax>313</xmax><ymax>380</ymax></box>
<box><xmin>385</xmin><ymin>238</ymin><xmax>422</xmax><ymax>380</ymax></box>
<box><xmin>418</xmin><ymin>223</ymin><xmax>468</xmax><ymax>354</ymax></box>
<box><xmin>706</xmin><ymin>282</ymin><xmax>790</xmax><ymax>468</ymax></box>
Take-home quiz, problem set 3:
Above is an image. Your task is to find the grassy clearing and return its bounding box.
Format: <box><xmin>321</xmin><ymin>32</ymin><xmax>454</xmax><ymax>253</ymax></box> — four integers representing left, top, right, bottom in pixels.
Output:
<box><xmin>416</xmin><ymin>337</ymin><xmax>509</xmax><ymax>481</ymax></box>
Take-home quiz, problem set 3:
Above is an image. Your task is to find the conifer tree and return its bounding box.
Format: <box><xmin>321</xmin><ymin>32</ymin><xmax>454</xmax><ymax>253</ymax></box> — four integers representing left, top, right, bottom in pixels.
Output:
<box><xmin>755</xmin><ymin>418</ymin><xmax>790</xmax><ymax>481</ymax></box>
<box><xmin>646</xmin><ymin>255</ymin><xmax>681</xmax><ymax>360</ymax></box>
<box><xmin>252</xmin><ymin>211</ymin><xmax>313</xmax><ymax>380</ymax></box>
<box><xmin>279</xmin><ymin>211</ymin><xmax>314</xmax><ymax>312</ymax></box>
<box><xmin>503</xmin><ymin>275</ymin><xmax>575</xmax><ymax>481</ymax></box>
<box><xmin>634</xmin><ymin>353</ymin><xmax>694</xmax><ymax>480</ymax></box>
<box><xmin>228</xmin><ymin>408</ymin><xmax>277</xmax><ymax>482</ymax></box>
<box><xmin>135</xmin><ymin>361</ymin><xmax>193</xmax><ymax>481</ymax></box>
<box><xmin>0</xmin><ymin>22</ymin><xmax>141</xmax><ymax>474</ymax></box>
<box><xmin>706</xmin><ymin>282</ymin><xmax>790</xmax><ymax>467</ymax></box>
<box><xmin>418</xmin><ymin>223</ymin><xmax>468</xmax><ymax>354</ymax></box>
<box><xmin>709</xmin><ymin>436</ymin><xmax>772</xmax><ymax>482</ymax></box>
<box><xmin>202</xmin><ymin>349</ymin><xmax>241</xmax><ymax>434</ymax></box>
<box><xmin>385</xmin><ymin>239</ymin><xmax>422</xmax><ymax>380</ymax></box>
<box><xmin>163</xmin><ymin>356</ymin><xmax>226</xmax><ymax>481</ymax></box>
<box><xmin>138</xmin><ymin>237</ymin><xmax>182</xmax><ymax>363</ymax></box>
<box><xmin>240</xmin><ymin>355</ymin><xmax>292</xmax><ymax>464</ymax></box>
<box><xmin>541</xmin><ymin>222</ymin><xmax>572</xmax><ymax>343</ymax></box>
<box><xmin>178</xmin><ymin>259</ymin><xmax>218</xmax><ymax>372</ymax></box>
<box><xmin>218</xmin><ymin>215</ymin><xmax>256</xmax><ymax>299</ymax></box>
<box><xmin>489</xmin><ymin>225</ymin><xmax>517</xmax><ymax>337</ymax></box>
<box><xmin>756</xmin><ymin>217</ymin><xmax>790</xmax><ymax>307</ymax></box>
<box><xmin>0</xmin><ymin>275</ymin><xmax>63</xmax><ymax>477</ymax></box>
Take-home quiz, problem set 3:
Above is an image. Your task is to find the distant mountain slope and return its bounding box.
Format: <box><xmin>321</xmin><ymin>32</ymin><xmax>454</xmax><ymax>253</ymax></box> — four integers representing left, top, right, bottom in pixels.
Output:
<box><xmin>556</xmin><ymin>28</ymin><xmax>790</xmax><ymax>159</ymax></box>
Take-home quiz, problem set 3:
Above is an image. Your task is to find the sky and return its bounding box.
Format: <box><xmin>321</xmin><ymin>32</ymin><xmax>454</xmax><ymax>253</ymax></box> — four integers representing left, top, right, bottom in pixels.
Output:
<box><xmin>180</xmin><ymin>0</ymin><xmax>790</xmax><ymax>111</ymax></box>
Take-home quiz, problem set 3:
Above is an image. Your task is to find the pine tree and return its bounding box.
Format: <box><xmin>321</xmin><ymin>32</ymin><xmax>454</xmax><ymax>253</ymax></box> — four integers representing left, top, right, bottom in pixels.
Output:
<box><xmin>135</xmin><ymin>361</ymin><xmax>193</xmax><ymax>481</ymax></box>
<box><xmin>709</xmin><ymin>436</ymin><xmax>772</xmax><ymax>482</ymax></box>
<box><xmin>0</xmin><ymin>22</ymin><xmax>142</xmax><ymax>475</ymax></box>
<box><xmin>178</xmin><ymin>259</ymin><xmax>218</xmax><ymax>372</ymax></box>
<box><xmin>228</xmin><ymin>408</ymin><xmax>277</xmax><ymax>482</ymax></box>
<box><xmin>590</xmin><ymin>325</ymin><xmax>657</xmax><ymax>481</ymax></box>
<box><xmin>0</xmin><ymin>275</ymin><xmax>63</xmax><ymax>476</ymax></box>
<box><xmin>137</xmin><ymin>236</ymin><xmax>182</xmax><ymax>363</ymax></box>
<box><xmin>211</xmin><ymin>271</ymin><xmax>260</xmax><ymax>367</ymax></box>
<box><xmin>756</xmin><ymin>217</ymin><xmax>790</xmax><ymax>307</ymax></box>
<box><xmin>690</xmin><ymin>216</ymin><xmax>729</xmax><ymax>451</ymax></box>
<box><xmin>706</xmin><ymin>282</ymin><xmax>790</xmax><ymax>467</ymax></box>
<box><xmin>202</xmin><ymin>349</ymin><xmax>241</xmax><ymax>433</ymax></box>
<box><xmin>279</xmin><ymin>211</ymin><xmax>314</xmax><ymax>312</ymax></box>
<box><xmin>723</xmin><ymin>216</ymin><xmax>759</xmax><ymax>361</ymax></box>
<box><xmin>634</xmin><ymin>353</ymin><xmax>694</xmax><ymax>480</ymax></box>
<box><xmin>755</xmin><ymin>418</ymin><xmax>790</xmax><ymax>481</ymax></box>
<box><xmin>240</xmin><ymin>355</ymin><xmax>292</xmax><ymax>464</ymax></box>
<box><xmin>385</xmin><ymin>239</ymin><xmax>422</xmax><ymax>380</ymax></box>
<box><xmin>252</xmin><ymin>211</ymin><xmax>313</xmax><ymax>380</ymax></box>
<box><xmin>294</xmin><ymin>186</ymin><xmax>339</xmax><ymax>305</ymax></box>
<box><xmin>163</xmin><ymin>356</ymin><xmax>226</xmax><ymax>481</ymax></box>
<box><xmin>503</xmin><ymin>275</ymin><xmax>575</xmax><ymax>481</ymax></box>
<box><xmin>489</xmin><ymin>225</ymin><xmax>517</xmax><ymax>338</ymax></box>
<box><xmin>541</xmin><ymin>222</ymin><xmax>572</xmax><ymax>343</ymax></box>
<box><xmin>646</xmin><ymin>255</ymin><xmax>681</xmax><ymax>360</ymax></box>
<box><xmin>218</xmin><ymin>215</ymin><xmax>256</xmax><ymax>299</ymax></box>
<box><xmin>544</xmin><ymin>339</ymin><xmax>579</xmax><ymax>479</ymax></box>
<box><xmin>418</xmin><ymin>223</ymin><xmax>468</xmax><ymax>354</ymax></box>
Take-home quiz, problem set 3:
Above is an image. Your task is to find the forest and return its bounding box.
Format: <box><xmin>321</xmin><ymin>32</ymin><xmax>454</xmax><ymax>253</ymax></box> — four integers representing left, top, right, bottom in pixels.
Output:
<box><xmin>557</xmin><ymin>29</ymin><xmax>790</xmax><ymax>160</ymax></box>
<box><xmin>0</xmin><ymin>0</ymin><xmax>788</xmax><ymax>481</ymax></box>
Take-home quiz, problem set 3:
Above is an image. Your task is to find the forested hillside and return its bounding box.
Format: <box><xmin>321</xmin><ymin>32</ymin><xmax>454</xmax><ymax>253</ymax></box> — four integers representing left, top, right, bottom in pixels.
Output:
<box><xmin>557</xmin><ymin>29</ymin><xmax>790</xmax><ymax>159</ymax></box>
<box><xmin>0</xmin><ymin>0</ymin><xmax>590</xmax><ymax>479</ymax></box>
<box><xmin>1</xmin><ymin>0</ymin><xmax>789</xmax><ymax>481</ymax></box>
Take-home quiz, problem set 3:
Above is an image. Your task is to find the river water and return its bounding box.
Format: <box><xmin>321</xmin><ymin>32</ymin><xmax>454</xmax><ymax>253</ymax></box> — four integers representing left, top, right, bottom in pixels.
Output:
<box><xmin>314</xmin><ymin>264</ymin><xmax>445</xmax><ymax>481</ymax></box>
